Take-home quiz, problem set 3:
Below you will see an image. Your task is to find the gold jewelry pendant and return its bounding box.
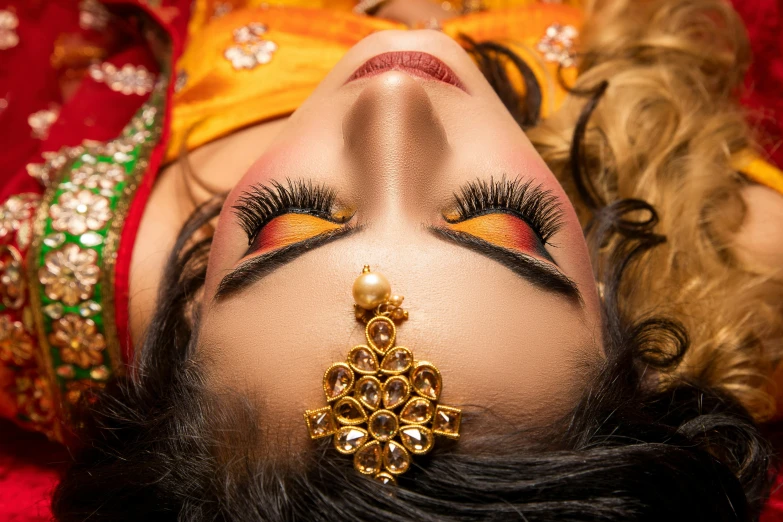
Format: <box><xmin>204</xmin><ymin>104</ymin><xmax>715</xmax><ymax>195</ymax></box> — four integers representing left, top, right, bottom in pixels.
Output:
<box><xmin>304</xmin><ymin>266</ymin><xmax>462</xmax><ymax>485</ymax></box>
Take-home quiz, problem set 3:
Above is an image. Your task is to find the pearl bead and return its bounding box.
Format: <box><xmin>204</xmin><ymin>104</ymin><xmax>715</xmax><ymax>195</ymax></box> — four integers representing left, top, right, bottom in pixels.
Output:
<box><xmin>353</xmin><ymin>270</ymin><xmax>391</xmax><ymax>310</ymax></box>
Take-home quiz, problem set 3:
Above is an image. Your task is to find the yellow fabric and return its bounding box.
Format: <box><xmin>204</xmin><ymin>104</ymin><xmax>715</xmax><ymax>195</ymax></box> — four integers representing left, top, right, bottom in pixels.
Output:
<box><xmin>170</xmin><ymin>6</ymin><xmax>401</xmax><ymax>159</ymax></box>
<box><xmin>168</xmin><ymin>0</ymin><xmax>583</xmax><ymax>161</ymax></box>
<box><xmin>168</xmin><ymin>0</ymin><xmax>783</xmax><ymax>196</ymax></box>
<box><xmin>732</xmin><ymin>150</ymin><xmax>783</xmax><ymax>194</ymax></box>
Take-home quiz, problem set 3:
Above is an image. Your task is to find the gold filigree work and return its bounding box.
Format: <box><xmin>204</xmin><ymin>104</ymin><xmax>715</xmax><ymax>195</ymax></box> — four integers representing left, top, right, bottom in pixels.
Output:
<box><xmin>305</xmin><ymin>266</ymin><xmax>461</xmax><ymax>484</ymax></box>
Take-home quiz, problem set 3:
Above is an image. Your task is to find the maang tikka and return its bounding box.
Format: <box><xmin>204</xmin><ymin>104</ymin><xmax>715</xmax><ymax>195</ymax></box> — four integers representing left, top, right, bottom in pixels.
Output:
<box><xmin>304</xmin><ymin>266</ymin><xmax>462</xmax><ymax>485</ymax></box>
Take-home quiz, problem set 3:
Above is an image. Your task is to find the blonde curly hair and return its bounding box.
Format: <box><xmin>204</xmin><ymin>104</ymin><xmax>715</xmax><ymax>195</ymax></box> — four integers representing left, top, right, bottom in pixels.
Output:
<box><xmin>528</xmin><ymin>0</ymin><xmax>783</xmax><ymax>420</ymax></box>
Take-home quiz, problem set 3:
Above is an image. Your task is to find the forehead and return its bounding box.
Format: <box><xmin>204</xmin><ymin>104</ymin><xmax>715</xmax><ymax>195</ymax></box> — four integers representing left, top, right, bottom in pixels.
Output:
<box><xmin>199</xmin><ymin>233</ymin><xmax>602</xmax><ymax>448</ymax></box>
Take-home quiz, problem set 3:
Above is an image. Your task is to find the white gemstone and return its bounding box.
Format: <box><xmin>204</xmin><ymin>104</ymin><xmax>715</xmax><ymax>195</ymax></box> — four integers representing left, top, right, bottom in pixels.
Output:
<box><xmin>43</xmin><ymin>232</ymin><xmax>66</xmax><ymax>248</ymax></box>
<box><xmin>79</xmin><ymin>231</ymin><xmax>103</xmax><ymax>247</ymax></box>
<box><xmin>78</xmin><ymin>300</ymin><xmax>102</xmax><ymax>317</ymax></box>
<box><xmin>43</xmin><ymin>302</ymin><xmax>64</xmax><ymax>319</ymax></box>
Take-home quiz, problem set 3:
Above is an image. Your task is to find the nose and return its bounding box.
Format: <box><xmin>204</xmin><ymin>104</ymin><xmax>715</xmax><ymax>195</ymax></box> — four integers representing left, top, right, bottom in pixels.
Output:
<box><xmin>343</xmin><ymin>71</ymin><xmax>449</xmax><ymax>225</ymax></box>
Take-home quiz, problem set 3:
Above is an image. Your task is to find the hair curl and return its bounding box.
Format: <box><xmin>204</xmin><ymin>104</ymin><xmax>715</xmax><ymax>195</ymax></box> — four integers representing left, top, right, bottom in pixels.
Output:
<box><xmin>527</xmin><ymin>0</ymin><xmax>783</xmax><ymax>420</ymax></box>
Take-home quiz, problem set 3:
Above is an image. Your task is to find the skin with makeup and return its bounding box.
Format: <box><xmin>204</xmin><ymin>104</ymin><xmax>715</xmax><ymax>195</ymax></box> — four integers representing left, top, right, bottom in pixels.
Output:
<box><xmin>46</xmin><ymin>1</ymin><xmax>783</xmax><ymax>519</ymax></box>
<box><xmin>130</xmin><ymin>14</ymin><xmax>783</xmax><ymax>451</ymax></box>
<box><xmin>131</xmin><ymin>28</ymin><xmax>604</xmax><ymax>447</ymax></box>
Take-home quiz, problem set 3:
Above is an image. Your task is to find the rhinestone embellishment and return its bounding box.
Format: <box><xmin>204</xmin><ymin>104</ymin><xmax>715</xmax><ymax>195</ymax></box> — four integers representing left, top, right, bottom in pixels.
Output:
<box><xmin>536</xmin><ymin>23</ymin><xmax>578</xmax><ymax>67</ymax></box>
<box><xmin>304</xmin><ymin>266</ymin><xmax>461</xmax><ymax>484</ymax></box>
<box><xmin>224</xmin><ymin>23</ymin><xmax>278</xmax><ymax>71</ymax></box>
<box><xmin>89</xmin><ymin>62</ymin><xmax>155</xmax><ymax>96</ymax></box>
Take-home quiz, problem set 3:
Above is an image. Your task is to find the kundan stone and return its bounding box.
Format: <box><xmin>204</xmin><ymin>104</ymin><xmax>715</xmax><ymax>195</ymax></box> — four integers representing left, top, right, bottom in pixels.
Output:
<box><xmin>334</xmin><ymin>426</ymin><xmax>368</xmax><ymax>454</ymax></box>
<box><xmin>354</xmin><ymin>441</ymin><xmax>382</xmax><ymax>475</ymax></box>
<box><xmin>411</xmin><ymin>362</ymin><xmax>442</xmax><ymax>400</ymax></box>
<box><xmin>380</xmin><ymin>346</ymin><xmax>412</xmax><ymax>374</ymax></box>
<box><xmin>399</xmin><ymin>397</ymin><xmax>434</xmax><ymax>425</ymax></box>
<box><xmin>368</xmin><ymin>409</ymin><xmax>398</xmax><ymax>442</ymax></box>
<box><xmin>383</xmin><ymin>441</ymin><xmax>411</xmax><ymax>475</ymax></box>
<box><xmin>324</xmin><ymin>363</ymin><xmax>354</xmax><ymax>401</ymax></box>
<box><xmin>356</xmin><ymin>376</ymin><xmax>382</xmax><ymax>410</ymax></box>
<box><xmin>382</xmin><ymin>375</ymin><xmax>410</xmax><ymax>409</ymax></box>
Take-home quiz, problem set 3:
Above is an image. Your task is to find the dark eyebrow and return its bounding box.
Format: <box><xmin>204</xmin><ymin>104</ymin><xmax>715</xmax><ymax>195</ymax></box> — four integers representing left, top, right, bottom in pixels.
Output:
<box><xmin>214</xmin><ymin>223</ymin><xmax>582</xmax><ymax>305</ymax></box>
<box><xmin>429</xmin><ymin>227</ymin><xmax>583</xmax><ymax>305</ymax></box>
<box><xmin>214</xmin><ymin>226</ymin><xmax>361</xmax><ymax>301</ymax></box>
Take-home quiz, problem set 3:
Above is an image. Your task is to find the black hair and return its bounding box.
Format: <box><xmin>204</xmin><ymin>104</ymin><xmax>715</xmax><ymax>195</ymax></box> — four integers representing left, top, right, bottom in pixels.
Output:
<box><xmin>51</xmin><ymin>40</ymin><xmax>773</xmax><ymax>522</ymax></box>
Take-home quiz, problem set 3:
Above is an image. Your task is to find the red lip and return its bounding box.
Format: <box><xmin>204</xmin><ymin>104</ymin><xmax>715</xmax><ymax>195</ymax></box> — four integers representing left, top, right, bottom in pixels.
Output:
<box><xmin>347</xmin><ymin>51</ymin><xmax>467</xmax><ymax>92</ymax></box>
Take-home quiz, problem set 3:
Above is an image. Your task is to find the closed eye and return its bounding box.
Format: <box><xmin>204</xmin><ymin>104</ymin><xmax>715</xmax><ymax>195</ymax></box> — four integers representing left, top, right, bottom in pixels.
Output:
<box><xmin>445</xmin><ymin>212</ymin><xmax>556</xmax><ymax>264</ymax></box>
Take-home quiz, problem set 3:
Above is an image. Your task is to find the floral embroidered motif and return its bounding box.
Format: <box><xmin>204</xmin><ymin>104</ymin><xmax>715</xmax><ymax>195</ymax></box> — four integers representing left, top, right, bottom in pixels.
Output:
<box><xmin>536</xmin><ymin>23</ymin><xmax>578</xmax><ymax>68</ymax></box>
<box><xmin>49</xmin><ymin>189</ymin><xmax>112</xmax><ymax>235</ymax></box>
<box><xmin>89</xmin><ymin>62</ymin><xmax>155</xmax><ymax>95</ymax></box>
<box><xmin>71</xmin><ymin>162</ymin><xmax>126</xmax><ymax>190</ymax></box>
<box><xmin>0</xmin><ymin>245</ymin><xmax>25</xmax><ymax>309</ymax></box>
<box><xmin>224</xmin><ymin>23</ymin><xmax>278</xmax><ymax>70</ymax></box>
<box><xmin>0</xmin><ymin>10</ymin><xmax>19</xmax><ymax>50</ymax></box>
<box><xmin>38</xmin><ymin>244</ymin><xmax>100</xmax><ymax>306</ymax></box>
<box><xmin>15</xmin><ymin>371</ymin><xmax>55</xmax><ymax>425</ymax></box>
<box><xmin>0</xmin><ymin>194</ymin><xmax>39</xmax><ymax>245</ymax></box>
<box><xmin>79</xmin><ymin>0</ymin><xmax>110</xmax><ymax>31</ymax></box>
<box><xmin>49</xmin><ymin>314</ymin><xmax>106</xmax><ymax>369</ymax></box>
<box><xmin>28</xmin><ymin>107</ymin><xmax>60</xmax><ymax>139</ymax></box>
<box><xmin>26</xmin><ymin>146</ymin><xmax>85</xmax><ymax>187</ymax></box>
<box><xmin>0</xmin><ymin>315</ymin><xmax>34</xmax><ymax>366</ymax></box>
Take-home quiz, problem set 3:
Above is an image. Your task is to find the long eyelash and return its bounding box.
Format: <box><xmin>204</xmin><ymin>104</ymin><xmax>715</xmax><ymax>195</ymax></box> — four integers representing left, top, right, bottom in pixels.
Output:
<box><xmin>449</xmin><ymin>176</ymin><xmax>564</xmax><ymax>243</ymax></box>
<box><xmin>233</xmin><ymin>179</ymin><xmax>341</xmax><ymax>246</ymax></box>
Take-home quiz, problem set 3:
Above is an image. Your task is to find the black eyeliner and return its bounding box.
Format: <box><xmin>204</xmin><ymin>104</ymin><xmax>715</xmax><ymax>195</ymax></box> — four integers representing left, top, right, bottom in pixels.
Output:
<box><xmin>215</xmin><ymin>226</ymin><xmax>361</xmax><ymax>301</ymax></box>
<box><xmin>429</xmin><ymin>227</ymin><xmax>582</xmax><ymax>304</ymax></box>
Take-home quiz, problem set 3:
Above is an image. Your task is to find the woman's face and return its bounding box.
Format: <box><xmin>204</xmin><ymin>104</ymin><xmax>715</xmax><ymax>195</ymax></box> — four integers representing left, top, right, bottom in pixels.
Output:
<box><xmin>198</xmin><ymin>30</ymin><xmax>603</xmax><ymax>447</ymax></box>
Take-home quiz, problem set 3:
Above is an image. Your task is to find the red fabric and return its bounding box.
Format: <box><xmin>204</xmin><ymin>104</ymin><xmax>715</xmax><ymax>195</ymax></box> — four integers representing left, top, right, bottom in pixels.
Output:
<box><xmin>762</xmin><ymin>471</ymin><xmax>783</xmax><ymax>522</ymax></box>
<box><xmin>107</xmin><ymin>0</ymin><xmax>189</xmax><ymax>364</ymax></box>
<box><xmin>0</xmin><ymin>420</ymin><xmax>67</xmax><ymax>522</ymax></box>
<box><xmin>731</xmin><ymin>0</ymin><xmax>783</xmax><ymax>169</ymax></box>
<box><xmin>0</xmin><ymin>0</ymin><xmax>187</xmax><ymax>519</ymax></box>
<box><xmin>729</xmin><ymin>3</ymin><xmax>783</xmax><ymax>520</ymax></box>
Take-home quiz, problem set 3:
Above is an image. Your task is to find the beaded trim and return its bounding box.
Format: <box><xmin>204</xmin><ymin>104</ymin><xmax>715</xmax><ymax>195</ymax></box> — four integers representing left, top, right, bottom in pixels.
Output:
<box><xmin>0</xmin><ymin>195</ymin><xmax>56</xmax><ymax>438</ymax></box>
<box><xmin>20</xmin><ymin>81</ymin><xmax>166</xmax><ymax>438</ymax></box>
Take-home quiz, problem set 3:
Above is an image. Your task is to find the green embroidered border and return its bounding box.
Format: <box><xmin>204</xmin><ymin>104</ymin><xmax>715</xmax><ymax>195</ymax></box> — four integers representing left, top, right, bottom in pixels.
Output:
<box><xmin>27</xmin><ymin>84</ymin><xmax>166</xmax><ymax>430</ymax></box>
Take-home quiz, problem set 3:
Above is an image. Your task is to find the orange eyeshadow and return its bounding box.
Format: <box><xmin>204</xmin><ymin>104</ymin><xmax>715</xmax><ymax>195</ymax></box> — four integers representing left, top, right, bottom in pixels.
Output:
<box><xmin>447</xmin><ymin>213</ymin><xmax>549</xmax><ymax>259</ymax></box>
<box><xmin>252</xmin><ymin>213</ymin><xmax>342</xmax><ymax>254</ymax></box>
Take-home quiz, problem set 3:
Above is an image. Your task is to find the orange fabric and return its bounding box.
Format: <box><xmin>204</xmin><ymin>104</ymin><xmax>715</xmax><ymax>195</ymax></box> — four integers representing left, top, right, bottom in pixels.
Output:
<box><xmin>169</xmin><ymin>7</ymin><xmax>403</xmax><ymax>159</ymax></box>
<box><xmin>733</xmin><ymin>151</ymin><xmax>783</xmax><ymax>193</ymax></box>
<box><xmin>167</xmin><ymin>1</ymin><xmax>584</xmax><ymax>161</ymax></box>
<box><xmin>170</xmin><ymin>0</ymin><xmax>783</xmax><ymax>192</ymax></box>
<box><xmin>441</xmin><ymin>5</ymin><xmax>581</xmax><ymax>117</ymax></box>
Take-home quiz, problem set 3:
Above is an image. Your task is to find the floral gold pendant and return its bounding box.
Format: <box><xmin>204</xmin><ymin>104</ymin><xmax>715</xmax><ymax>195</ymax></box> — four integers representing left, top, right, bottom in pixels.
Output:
<box><xmin>304</xmin><ymin>266</ymin><xmax>462</xmax><ymax>485</ymax></box>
